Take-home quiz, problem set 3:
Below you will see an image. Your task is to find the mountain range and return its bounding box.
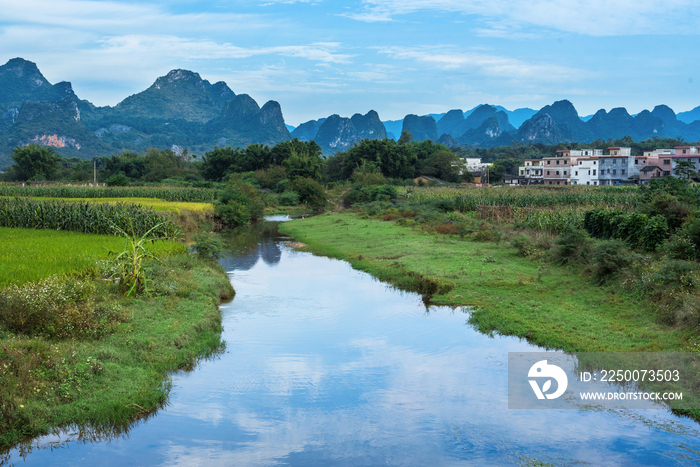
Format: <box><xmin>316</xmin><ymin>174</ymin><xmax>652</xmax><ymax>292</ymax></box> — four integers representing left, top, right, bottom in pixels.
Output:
<box><xmin>2</xmin><ymin>57</ymin><xmax>700</xmax><ymax>169</ymax></box>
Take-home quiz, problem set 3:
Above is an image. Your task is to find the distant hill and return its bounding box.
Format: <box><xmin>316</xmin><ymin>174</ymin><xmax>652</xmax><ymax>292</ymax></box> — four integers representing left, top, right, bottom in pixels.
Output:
<box><xmin>3</xmin><ymin>57</ymin><xmax>700</xmax><ymax>167</ymax></box>
<box><xmin>0</xmin><ymin>58</ymin><xmax>291</xmax><ymax>168</ymax></box>
<box><xmin>293</xmin><ymin>111</ymin><xmax>386</xmax><ymax>153</ymax></box>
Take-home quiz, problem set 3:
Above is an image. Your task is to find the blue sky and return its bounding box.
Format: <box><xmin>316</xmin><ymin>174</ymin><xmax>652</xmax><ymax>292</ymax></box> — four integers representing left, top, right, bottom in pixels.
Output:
<box><xmin>1</xmin><ymin>0</ymin><xmax>699</xmax><ymax>125</ymax></box>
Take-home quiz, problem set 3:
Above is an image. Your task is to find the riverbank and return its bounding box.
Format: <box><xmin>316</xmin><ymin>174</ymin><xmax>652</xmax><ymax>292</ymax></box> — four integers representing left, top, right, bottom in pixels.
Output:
<box><xmin>0</xmin><ymin>240</ymin><xmax>234</xmax><ymax>450</ymax></box>
<box><xmin>279</xmin><ymin>212</ymin><xmax>692</xmax><ymax>353</ymax></box>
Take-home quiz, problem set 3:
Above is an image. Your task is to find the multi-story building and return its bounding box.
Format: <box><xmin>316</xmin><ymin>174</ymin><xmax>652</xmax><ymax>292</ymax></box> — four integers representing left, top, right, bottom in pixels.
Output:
<box><xmin>542</xmin><ymin>149</ymin><xmax>601</xmax><ymax>185</ymax></box>
<box><xmin>598</xmin><ymin>147</ymin><xmax>638</xmax><ymax>185</ymax></box>
<box><xmin>570</xmin><ymin>157</ymin><xmax>600</xmax><ymax>185</ymax></box>
<box><xmin>517</xmin><ymin>159</ymin><xmax>544</xmax><ymax>184</ymax></box>
<box><xmin>671</xmin><ymin>147</ymin><xmax>700</xmax><ymax>180</ymax></box>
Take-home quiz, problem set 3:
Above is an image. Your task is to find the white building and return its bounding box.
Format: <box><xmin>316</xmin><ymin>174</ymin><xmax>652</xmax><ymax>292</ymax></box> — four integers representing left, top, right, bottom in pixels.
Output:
<box><xmin>462</xmin><ymin>158</ymin><xmax>493</xmax><ymax>173</ymax></box>
<box><xmin>570</xmin><ymin>157</ymin><xmax>600</xmax><ymax>185</ymax></box>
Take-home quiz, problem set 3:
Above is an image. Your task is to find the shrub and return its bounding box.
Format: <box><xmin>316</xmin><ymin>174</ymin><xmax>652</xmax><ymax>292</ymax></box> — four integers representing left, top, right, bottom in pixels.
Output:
<box><xmin>192</xmin><ymin>233</ymin><xmax>227</xmax><ymax>260</ymax></box>
<box><xmin>662</xmin><ymin>234</ymin><xmax>697</xmax><ymax>260</ymax></box>
<box><xmin>105</xmin><ymin>173</ymin><xmax>130</xmax><ymax>187</ymax></box>
<box><xmin>291</xmin><ymin>177</ymin><xmax>326</xmax><ymax>210</ymax></box>
<box><xmin>215</xmin><ymin>182</ymin><xmax>264</xmax><ymax>226</ymax></box>
<box><xmin>277</xmin><ymin>190</ymin><xmax>300</xmax><ymax>206</ymax></box>
<box><xmin>254</xmin><ymin>166</ymin><xmax>287</xmax><ymax>190</ymax></box>
<box><xmin>590</xmin><ymin>240</ymin><xmax>633</xmax><ymax>284</ymax></box>
<box><xmin>640</xmin><ymin>215</ymin><xmax>669</xmax><ymax>252</ymax></box>
<box><xmin>553</xmin><ymin>226</ymin><xmax>590</xmax><ymax>265</ymax></box>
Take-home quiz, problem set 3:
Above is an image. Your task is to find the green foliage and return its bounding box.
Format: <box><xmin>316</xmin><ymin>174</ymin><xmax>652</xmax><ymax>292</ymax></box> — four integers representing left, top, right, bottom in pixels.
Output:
<box><xmin>103</xmin><ymin>220</ymin><xmax>169</xmax><ymax>296</ymax></box>
<box><xmin>105</xmin><ymin>173</ymin><xmax>130</xmax><ymax>187</ymax></box>
<box><xmin>283</xmin><ymin>148</ymin><xmax>322</xmax><ymax>181</ymax></box>
<box><xmin>191</xmin><ymin>233</ymin><xmax>226</xmax><ymax>260</ymax></box>
<box><xmin>343</xmin><ymin>184</ymin><xmax>397</xmax><ymax>206</ymax></box>
<box><xmin>215</xmin><ymin>182</ymin><xmax>264</xmax><ymax>226</ymax></box>
<box><xmin>291</xmin><ymin>177</ymin><xmax>326</xmax><ymax>210</ymax></box>
<box><xmin>0</xmin><ymin>184</ymin><xmax>219</xmax><ymax>202</ymax></box>
<box><xmin>590</xmin><ymin>239</ymin><xmax>633</xmax><ymax>284</ymax></box>
<box><xmin>417</xmin><ymin>149</ymin><xmax>464</xmax><ymax>183</ymax></box>
<box><xmin>0</xmin><ymin>277</ymin><xmax>124</xmax><ymax>338</ymax></box>
<box><xmin>583</xmin><ymin>209</ymin><xmax>669</xmax><ymax>251</ymax></box>
<box><xmin>0</xmin><ymin>197</ymin><xmax>181</xmax><ymax>238</ymax></box>
<box><xmin>674</xmin><ymin>160</ymin><xmax>698</xmax><ymax>179</ymax></box>
<box><xmin>254</xmin><ymin>165</ymin><xmax>287</xmax><ymax>190</ymax></box>
<box><xmin>641</xmin><ymin>215</ymin><xmax>670</xmax><ymax>251</ymax></box>
<box><xmin>277</xmin><ymin>190</ymin><xmax>300</xmax><ymax>206</ymax></box>
<box><xmin>11</xmin><ymin>145</ymin><xmax>62</xmax><ymax>181</ymax></box>
<box><xmin>553</xmin><ymin>226</ymin><xmax>590</xmax><ymax>265</ymax></box>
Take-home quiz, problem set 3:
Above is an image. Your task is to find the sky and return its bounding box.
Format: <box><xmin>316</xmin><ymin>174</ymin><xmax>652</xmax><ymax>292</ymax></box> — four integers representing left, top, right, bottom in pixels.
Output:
<box><xmin>1</xmin><ymin>0</ymin><xmax>699</xmax><ymax>126</ymax></box>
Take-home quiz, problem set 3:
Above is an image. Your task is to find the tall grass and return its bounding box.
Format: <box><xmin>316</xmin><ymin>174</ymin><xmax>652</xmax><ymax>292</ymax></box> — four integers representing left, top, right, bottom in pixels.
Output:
<box><xmin>0</xmin><ymin>198</ymin><xmax>181</xmax><ymax>238</ymax></box>
<box><xmin>0</xmin><ymin>185</ymin><xmax>219</xmax><ymax>202</ymax></box>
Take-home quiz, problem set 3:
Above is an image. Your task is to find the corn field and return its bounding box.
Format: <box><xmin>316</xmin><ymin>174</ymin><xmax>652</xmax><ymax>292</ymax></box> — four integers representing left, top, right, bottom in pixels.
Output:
<box><xmin>0</xmin><ymin>185</ymin><xmax>219</xmax><ymax>203</ymax></box>
<box><xmin>0</xmin><ymin>198</ymin><xmax>181</xmax><ymax>238</ymax></box>
<box><xmin>513</xmin><ymin>206</ymin><xmax>590</xmax><ymax>234</ymax></box>
<box><xmin>410</xmin><ymin>187</ymin><xmax>639</xmax><ymax>211</ymax></box>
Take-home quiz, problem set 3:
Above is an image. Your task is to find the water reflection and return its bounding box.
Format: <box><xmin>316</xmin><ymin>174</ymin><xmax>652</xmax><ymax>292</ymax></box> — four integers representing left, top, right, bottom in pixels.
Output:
<box><xmin>5</xmin><ymin>220</ymin><xmax>700</xmax><ymax>466</ymax></box>
<box><xmin>218</xmin><ymin>222</ymin><xmax>283</xmax><ymax>271</ymax></box>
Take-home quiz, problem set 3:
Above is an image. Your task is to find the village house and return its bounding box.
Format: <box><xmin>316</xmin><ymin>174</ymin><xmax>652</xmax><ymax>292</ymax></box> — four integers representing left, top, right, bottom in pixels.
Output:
<box><xmin>569</xmin><ymin>157</ymin><xmax>600</xmax><ymax>185</ymax></box>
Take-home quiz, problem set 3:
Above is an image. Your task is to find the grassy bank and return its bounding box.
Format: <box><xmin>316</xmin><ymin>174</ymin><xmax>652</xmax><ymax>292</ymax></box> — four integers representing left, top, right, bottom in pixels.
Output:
<box><xmin>279</xmin><ymin>212</ymin><xmax>691</xmax><ymax>352</ymax></box>
<box><xmin>0</xmin><ymin>251</ymin><xmax>234</xmax><ymax>450</ymax></box>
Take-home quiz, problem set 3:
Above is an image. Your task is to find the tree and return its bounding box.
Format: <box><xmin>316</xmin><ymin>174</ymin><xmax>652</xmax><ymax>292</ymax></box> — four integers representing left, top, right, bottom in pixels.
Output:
<box><xmin>11</xmin><ymin>144</ymin><xmax>62</xmax><ymax>181</ymax></box>
<box><xmin>398</xmin><ymin>130</ymin><xmax>412</xmax><ymax>145</ymax></box>
<box><xmin>200</xmin><ymin>146</ymin><xmax>240</xmax><ymax>181</ymax></box>
<box><xmin>417</xmin><ymin>149</ymin><xmax>463</xmax><ymax>182</ymax></box>
<box><xmin>674</xmin><ymin>160</ymin><xmax>698</xmax><ymax>180</ymax></box>
<box><xmin>282</xmin><ymin>149</ymin><xmax>322</xmax><ymax>180</ymax></box>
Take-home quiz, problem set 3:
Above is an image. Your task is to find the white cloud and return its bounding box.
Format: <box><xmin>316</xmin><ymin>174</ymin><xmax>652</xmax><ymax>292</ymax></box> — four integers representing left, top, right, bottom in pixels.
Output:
<box><xmin>350</xmin><ymin>0</ymin><xmax>700</xmax><ymax>36</ymax></box>
<box><xmin>375</xmin><ymin>46</ymin><xmax>590</xmax><ymax>81</ymax></box>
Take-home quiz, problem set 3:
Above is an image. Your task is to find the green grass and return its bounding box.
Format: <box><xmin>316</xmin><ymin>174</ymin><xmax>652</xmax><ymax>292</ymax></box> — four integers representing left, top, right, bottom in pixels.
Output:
<box><xmin>279</xmin><ymin>212</ymin><xmax>690</xmax><ymax>352</ymax></box>
<box><xmin>0</xmin><ymin>228</ymin><xmax>183</xmax><ymax>288</ymax></box>
<box><xmin>0</xmin><ymin>253</ymin><xmax>235</xmax><ymax>449</ymax></box>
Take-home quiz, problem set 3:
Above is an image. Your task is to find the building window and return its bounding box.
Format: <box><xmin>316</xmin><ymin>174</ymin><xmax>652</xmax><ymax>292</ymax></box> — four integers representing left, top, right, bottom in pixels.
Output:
<box><xmin>635</xmin><ymin>160</ymin><xmax>639</xmax><ymax>164</ymax></box>
<box><xmin>575</xmin><ymin>171</ymin><xmax>578</xmax><ymax>176</ymax></box>
<box><xmin>556</xmin><ymin>171</ymin><xmax>560</xmax><ymax>175</ymax></box>
<box><xmin>556</xmin><ymin>160</ymin><xmax>560</xmax><ymax>165</ymax></box>
<box><xmin>557</xmin><ymin>181</ymin><xmax>560</xmax><ymax>185</ymax></box>
<box><xmin>613</xmin><ymin>169</ymin><xmax>617</xmax><ymax>175</ymax></box>
<box><xmin>664</xmin><ymin>159</ymin><xmax>671</xmax><ymax>165</ymax></box>
<box><xmin>564</xmin><ymin>160</ymin><xmax>568</xmax><ymax>164</ymax></box>
<box><xmin>593</xmin><ymin>170</ymin><xmax>596</xmax><ymax>175</ymax></box>
<box><xmin>547</xmin><ymin>161</ymin><xmax>551</xmax><ymax>165</ymax></box>
<box><xmin>547</xmin><ymin>170</ymin><xmax>550</xmax><ymax>175</ymax></box>
<box><xmin>607</xmin><ymin>169</ymin><xmax>610</xmax><ymax>174</ymax></box>
<box><xmin>587</xmin><ymin>181</ymin><xmax>590</xmax><ymax>185</ymax></box>
<box><xmin>664</xmin><ymin>171</ymin><xmax>670</xmax><ymax>176</ymax></box>
<box><xmin>613</xmin><ymin>159</ymin><xmax>617</xmax><ymax>164</ymax></box>
<box><xmin>564</xmin><ymin>171</ymin><xmax>567</xmax><ymax>175</ymax></box>
<box><xmin>621</xmin><ymin>169</ymin><xmax>625</xmax><ymax>175</ymax></box>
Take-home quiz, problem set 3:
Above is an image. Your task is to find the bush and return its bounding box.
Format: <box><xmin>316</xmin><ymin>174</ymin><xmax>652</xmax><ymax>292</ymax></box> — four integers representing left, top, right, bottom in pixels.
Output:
<box><xmin>215</xmin><ymin>182</ymin><xmax>264</xmax><ymax>226</ymax></box>
<box><xmin>553</xmin><ymin>226</ymin><xmax>590</xmax><ymax>265</ymax></box>
<box><xmin>641</xmin><ymin>215</ymin><xmax>669</xmax><ymax>251</ymax></box>
<box><xmin>255</xmin><ymin>166</ymin><xmax>287</xmax><ymax>190</ymax></box>
<box><xmin>590</xmin><ymin>240</ymin><xmax>633</xmax><ymax>284</ymax></box>
<box><xmin>662</xmin><ymin>235</ymin><xmax>697</xmax><ymax>260</ymax></box>
<box><xmin>105</xmin><ymin>173</ymin><xmax>130</xmax><ymax>187</ymax></box>
<box><xmin>192</xmin><ymin>233</ymin><xmax>227</xmax><ymax>260</ymax></box>
<box><xmin>277</xmin><ymin>190</ymin><xmax>300</xmax><ymax>206</ymax></box>
<box><xmin>291</xmin><ymin>177</ymin><xmax>326</xmax><ymax>210</ymax></box>
<box><xmin>652</xmin><ymin>260</ymin><xmax>698</xmax><ymax>291</ymax></box>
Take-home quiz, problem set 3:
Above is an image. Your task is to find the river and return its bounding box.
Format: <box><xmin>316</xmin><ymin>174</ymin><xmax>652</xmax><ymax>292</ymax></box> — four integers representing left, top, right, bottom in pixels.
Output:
<box><xmin>5</xmin><ymin>217</ymin><xmax>700</xmax><ymax>466</ymax></box>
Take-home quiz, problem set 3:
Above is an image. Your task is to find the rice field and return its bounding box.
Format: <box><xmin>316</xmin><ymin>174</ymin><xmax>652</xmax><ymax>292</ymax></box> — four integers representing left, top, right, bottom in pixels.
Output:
<box><xmin>0</xmin><ymin>227</ymin><xmax>185</xmax><ymax>287</ymax></box>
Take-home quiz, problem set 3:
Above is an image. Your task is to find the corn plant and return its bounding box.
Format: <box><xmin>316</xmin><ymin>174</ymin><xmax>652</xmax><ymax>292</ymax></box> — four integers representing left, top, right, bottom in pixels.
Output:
<box><xmin>104</xmin><ymin>220</ymin><xmax>167</xmax><ymax>297</ymax></box>
<box><xmin>0</xmin><ymin>184</ymin><xmax>219</xmax><ymax>202</ymax></box>
<box><xmin>0</xmin><ymin>197</ymin><xmax>181</xmax><ymax>238</ymax></box>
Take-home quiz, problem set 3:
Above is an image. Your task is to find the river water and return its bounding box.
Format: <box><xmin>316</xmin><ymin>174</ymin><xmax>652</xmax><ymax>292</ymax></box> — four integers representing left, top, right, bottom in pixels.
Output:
<box><xmin>5</xmin><ymin>218</ymin><xmax>700</xmax><ymax>466</ymax></box>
